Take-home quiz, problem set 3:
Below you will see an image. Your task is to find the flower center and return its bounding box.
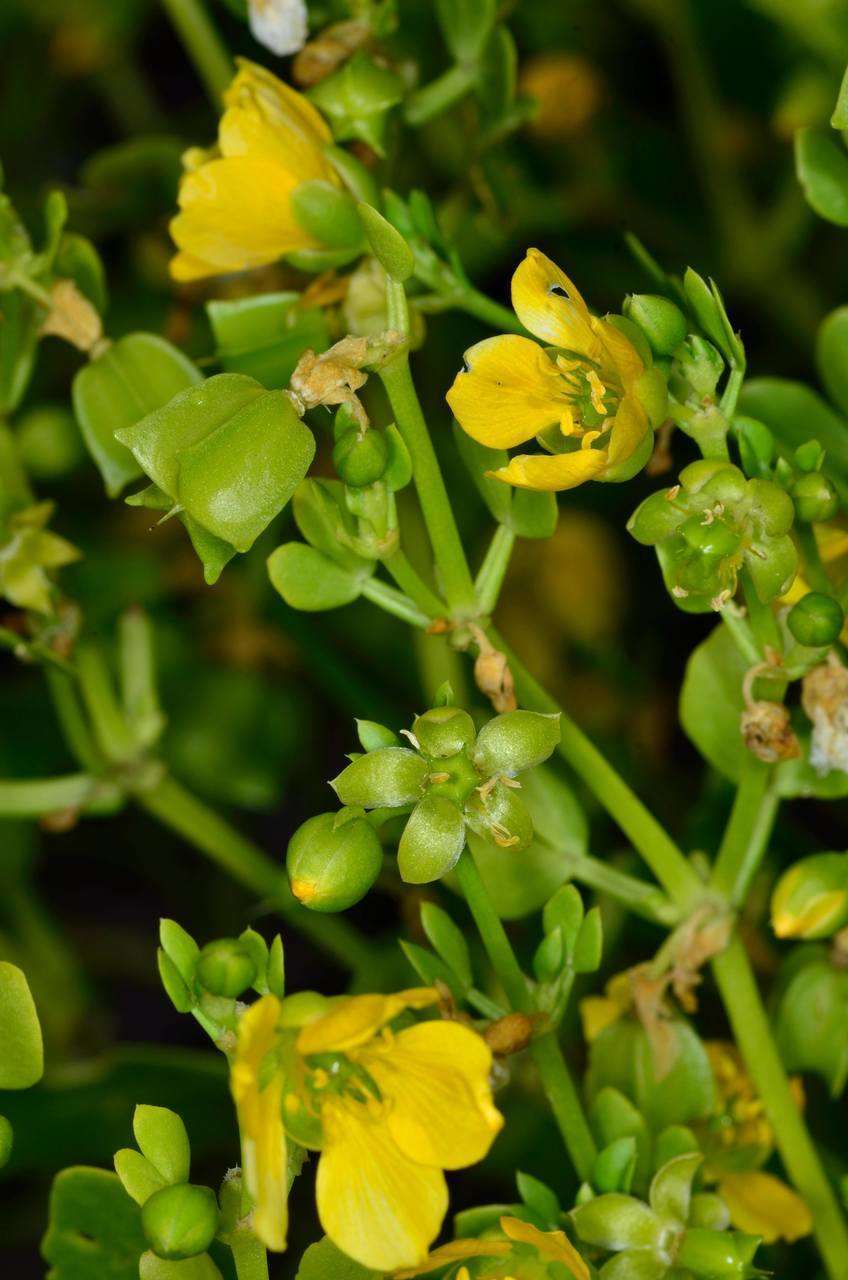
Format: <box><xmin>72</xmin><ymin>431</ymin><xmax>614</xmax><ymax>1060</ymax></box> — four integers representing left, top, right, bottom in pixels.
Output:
<box><xmin>554</xmin><ymin>354</ymin><xmax>620</xmax><ymax>436</ymax></box>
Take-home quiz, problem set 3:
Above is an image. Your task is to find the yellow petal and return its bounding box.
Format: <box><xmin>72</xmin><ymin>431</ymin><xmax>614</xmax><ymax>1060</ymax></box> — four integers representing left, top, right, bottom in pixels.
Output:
<box><xmin>297</xmin><ymin>989</ymin><xmax>438</xmax><ymax>1056</ymax></box>
<box><xmin>579</xmin><ymin>995</ymin><xmax>622</xmax><ymax>1043</ymax></box>
<box><xmin>447</xmin><ymin>335</ymin><xmax>566</xmax><ymax>449</ymax></box>
<box><xmin>606</xmin><ymin>394</ymin><xmax>649</xmax><ymax>468</ymax></box>
<box><xmin>718</xmin><ymin>1171</ymin><xmax>812</xmax><ymax>1244</ymax></box>
<box><xmin>170</xmin><ymin>157</ymin><xmax>310</xmax><ymax>279</ymax></box>
<box><xmin>594</xmin><ymin>317</ymin><xmax>644</xmax><ymax>387</ymax></box>
<box><xmin>394</xmin><ymin>1237</ymin><xmax>511</xmax><ymax>1278</ymax></box>
<box><xmin>492</xmin><ymin>444</ymin><xmax>608</xmax><ymax>491</ymax></box>
<box><xmin>365</xmin><ymin>1021</ymin><xmax>503</xmax><ymax>1170</ymax></box>
<box><xmin>316</xmin><ymin>1097</ymin><xmax>448</xmax><ymax>1270</ymax></box>
<box><xmin>500</xmin><ymin>1217</ymin><xmax>589</xmax><ymax>1280</ymax></box>
<box><xmin>230</xmin><ymin>996</ymin><xmax>288</xmax><ymax>1251</ymax></box>
<box><xmin>221</xmin><ymin>59</ymin><xmax>334</xmax><ymax>184</ymax></box>
<box><xmin>511</xmin><ymin>249</ymin><xmax>600</xmax><ymax>357</ymax></box>
<box><xmin>170</xmin><ymin>250</ymin><xmax>224</xmax><ymax>283</ymax></box>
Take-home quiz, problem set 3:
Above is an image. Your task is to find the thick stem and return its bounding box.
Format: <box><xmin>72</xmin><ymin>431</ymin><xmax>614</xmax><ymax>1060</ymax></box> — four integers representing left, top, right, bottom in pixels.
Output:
<box><xmin>491</xmin><ymin>629</ymin><xmax>704</xmax><ymax>907</ymax></box>
<box><xmin>0</xmin><ymin>774</ymin><xmax>100</xmax><ymax>818</ymax></box>
<box><xmin>361</xmin><ymin>576</ymin><xmax>431</xmax><ymax>629</ymax></box>
<box><xmin>230</xmin><ymin>1229</ymin><xmax>270</xmax><ymax>1280</ymax></box>
<box><xmin>404</xmin><ymin>63</ymin><xmax>477</xmax><ymax>126</ymax></box>
<box><xmin>383</xmin><ymin>549</ymin><xmax>446</xmax><ymax>618</ymax></box>
<box><xmin>710</xmin><ymin>756</ymin><xmax>775</xmax><ymax>903</ymax></box>
<box><xmin>379</xmin><ymin>355</ymin><xmax>477</xmax><ymax>614</ymax></box>
<box><xmin>796</xmin><ymin>523</ymin><xmax>833</xmax><ymax>596</ymax></box>
<box><xmin>475</xmin><ymin>525</ymin><xmax>516</xmax><ymax>616</ymax></box>
<box><xmin>159</xmin><ymin>0</ymin><xmax>232</xmax><ymax>105</ymax></box>
<box><xmin>453</xmin><ymin>286</ymin><xmax>527</xmax><ymax>336</ymax></box>
<box><xmin>454</xmin><ymin>848</ymin><xmax>597</xmax><ymax>1181</ymax></box>
<box><xmin>559</xmin><ymin>850</ymin><xmax>679</xmax><ymax>927</ymax></box>
<box><xmin>138</xmin><ymin>775</ymin><xmax>375</xmax><ymax>973</ymax></box>
<box><xmin>713</xmin><ymin>937</ymin><xmax>848</xmax><ymax>1276</ymax></box>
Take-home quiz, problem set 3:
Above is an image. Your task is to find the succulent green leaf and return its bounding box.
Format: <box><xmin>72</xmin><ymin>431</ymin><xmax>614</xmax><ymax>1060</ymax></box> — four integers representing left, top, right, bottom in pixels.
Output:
<box><xmin>420</xmin><ymin>902</ymin><xmax>472</xmax><ymax>989</ymax></box>
<box><xmin>42</xmin><ymin>1166</ymin><xmax>147</xmax><ymax>1280</ymax></box>
<box><xmin>114</xmin><ymin>1149</ymin><xmax>166</xmax><ymax>1206</ymax></box>
<box><xmin>268</xmin><ymin>542</ymin><xmax>373</xmax><ymax>611</ymax></box>
<box><xmin>0</xmin><ymin>961</ymin><xmax>43</xmax><ymax>1088</ymax></box>
<box><xmin>133</xmin><ymin>1106</ymin><xmax>190</xmax><ymax>1185</ymax></box>
<box><xmin>796</xmin><ymin>126</ymin><xmax>848</xmax><ymax>226</ymax></box>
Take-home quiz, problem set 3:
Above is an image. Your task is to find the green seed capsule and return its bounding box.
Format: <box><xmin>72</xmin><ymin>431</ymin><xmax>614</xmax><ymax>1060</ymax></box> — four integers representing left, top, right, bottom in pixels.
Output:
<box><xmin>196</xmin><ymin>940</ymin><xmax>256</xmax><ymax>998</ymax></box>
<box><xmin>287</xmin><ymin>812</ymin><xmax>383</xmax><ymax>911</ymax></box>
<box><xmin>141</xmin><ymin>1184</ymin><xmax>219</xmax><ymax>1260</ymax></box>
<box><xmin>787</xmin><ymin>591</ymin><xmax>844</xmax><ymax>647</ymax></box>
<box><xmin>332</xmin><ymin>427</ymin><xmax>389</xmax><ymax>487</ymax></box>
<box><xmin>791</xmin><ymin>471</ymin><xmax>840</xmax><ymax>523</ymax></box>
<box><xmin>623</xmin><ymin>294</ymin><xmax>687</xmax><ymax>356</ymax></box>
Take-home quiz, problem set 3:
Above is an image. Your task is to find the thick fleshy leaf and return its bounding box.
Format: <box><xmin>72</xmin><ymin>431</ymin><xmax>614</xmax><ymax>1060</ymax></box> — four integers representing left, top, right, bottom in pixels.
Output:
<box><xmin>796</xmin><ymin>126</ymin><xmax>848</xmax><ymax>226</ymax></box>
<box><xmin>41</xmin><ymin>1167</ymin><xmax>146</xmax><ymax>1280</ymax></box>
<box><xmin>0</xmin><ymin>962</ymin><xmax>43</xmax><ymax>1088</ymax></box>
<box><xmin>268</xmin><ymin>542</ymin><xmax>373</xmax><ymax>610</ymax></box>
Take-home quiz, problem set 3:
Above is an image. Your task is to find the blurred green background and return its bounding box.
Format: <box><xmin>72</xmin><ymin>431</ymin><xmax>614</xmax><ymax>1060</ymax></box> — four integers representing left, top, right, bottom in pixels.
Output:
<box><xmin>3</xmin><ymin>0</ymin><xmax>848</xmax><ymax>1272</ymax></box>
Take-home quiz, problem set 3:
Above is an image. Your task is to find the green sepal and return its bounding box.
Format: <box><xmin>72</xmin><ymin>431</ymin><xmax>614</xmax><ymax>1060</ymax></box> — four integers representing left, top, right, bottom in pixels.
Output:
<box><xmin>114</xmin><ymin>1150</ymin><xmax>166</xmax><ymax>1207</ymax></box>
<box><xmin>41</xmin><ymin>1166</ymin><xmax>147</xmax><ymax>1280</ymax></box>
<box><xmin>291</xmin><ymin>181</ymin><xmax>364</xmax><ymax>251</ymax></box>
<box><xmin>473</xmin><ymin>710</ymin><xmax>561</xmax><ymax>777</ymax></box>
<box><xmin>516</xmin><ymin>1171</ymin><xmax>560</xmax><ymax>1227</ymax></box>
<box><xmin>357</xmin><ymin>203</ymin><xmax>415</xmax><ymax>283</ymax></box>
<box><xmin>133</xmin><ymin>1105</ymin><xmax>191</xmax><ymax>1186</ymax></box>
<box><xmin>397</xmin><ymin>794</ymin><xmax>466</xmax><ymax>883</ymax></box>
<box><xmin>331</xmin><ymin>746</ymin><xmax>428</xmax><ymax>808</ymax></box>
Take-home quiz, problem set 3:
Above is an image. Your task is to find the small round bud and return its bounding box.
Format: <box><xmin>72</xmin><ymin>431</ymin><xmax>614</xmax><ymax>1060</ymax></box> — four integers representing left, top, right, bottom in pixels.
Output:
<box><xmin>141</xmin><ymin>1184</ymin><xmax>219</xmax><ymax>1260</ymax></box>
<box><xmin>672</xmin><ymin>335</ymin><xmax>724</xmax><ymax>399</ymax></box>
<box><xmin>332</xmin><ymin>427</ymin><xmax>389</xmax><ymax>487</ymax></box>
<box><xmin>196</xmin><ymin>940</ymin><xmax>256</xmax><ymax>998</ymax></box>
<box><xmin>16</xmin><ymin>406</ymin><xmax>84</xmax><ymax>480</ymax></box>
<box><xmin>787</xmin><ymin>592</ymin><xmax>844</xmax><ymax>647</ymax></box>
<box><xmin>791</xmin><ymin>472</ymin><xmax>839</xmax><ymax>523</ymax></box>
<box><xmin>412</xmin><ymin>706</ymin><xmax>476</xmax><ymax>759</ymax></box>
<box><xmin>287</xmin><ymin>812</ymin><xmax>382</xmax><ymax>912</ymax></box>
<box><xmin>771</xmin><ymin>851</ymin><xmax>848</xmax><ymax>940</ymax></box>
<box><xmin>623</xmin><ymin>294</ymin><xmax>687</xmax><ymax>356</ymax></box>
<box><xmin>0</xmin><ymin>1116</ymin><xmax>12</xmax><ymax>1169</ymax></box>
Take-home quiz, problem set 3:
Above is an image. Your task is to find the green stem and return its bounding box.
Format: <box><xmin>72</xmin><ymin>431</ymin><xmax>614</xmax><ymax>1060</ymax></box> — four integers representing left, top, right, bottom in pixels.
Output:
<box><xmin>361</xmin><ymin>576</ymin><xmax>431</xmax><ymax>628</ymax></box>
<box><xmin>230</xmin><ymin>1228</ymin><xmax>270</xmax><ymax>1280</ymax></box>
<box><xmin>475</xmin><ymin>525</ymin><xmax>516</xmax><ymax>616</ymax></box>
<box><xmin>559</xmin><ymin>850</ymin><xmax>679</xmax><ymax>927</ymax></box>
<box><xmin>76</xmin><ymin>643</ymin><xmax>138</xmax><ymax>762</ymax></box>
<box><xmin>453</xmin><ymin>285</ymin><xmax>527</xmax><ymax>336</ymax></box>
<box><xmin>742</xmin><ymin>572</ymin><xmax>782</xmax><ymax>655</ymax></box>
<box><xmin>0</xmin><ymin>773</ymin><xmax>100</xmax><ymax>817</ymax></box>
<box><xmin>491</xmin><ymin>629</ymin><xmax>703</xmax><ymax>907</ymax></box>
<box><xmin>719</xmin><ymin>604</ymin><xmax>760</xmax><ymax>667</ymax></box>
<box><xmin>404</xmin><ymin>63</ymin><xmax>477</xmax><ymax>126</ymax></box>
<box><xmin>713</xmin><ymin>936</ymin><xmax>848</xmax><ymax>1277</ymax></box>
<box><xmin>383</xmin><ymin>548</ymin><xmax>446</xmax><ymax>617</ymax></box>
<box><xmin>159</xmin><ymin>0</ymin><xmax>232</xmax><ymax>105</ymax></box>
<box><xmin>454</xmin><ymin>847</ymin><xmax>597</xmax><ymax>1182</ymax></box>
<box><xmin>796</xmin><ymin>523</ymin><xmax>833</xmax><ymax>596</ymax></box>
<box><xmin>138</xmin><ymin>775</ymin><xmax>375</xmax><ymax>973</ymax></box>
<box><xmin>46</xmin><ymin>668</ymin><xmax>103</xmax><ymax>773</ymax></box>
<box><xmin>379</xmin><ymin>349</ymin><xmax>477</xmax><ymax>614</ymax></box>
<box><xmin>709</xmin><ymin>756</ymin><xmax>775</xmax><ymax>903</ymax></box>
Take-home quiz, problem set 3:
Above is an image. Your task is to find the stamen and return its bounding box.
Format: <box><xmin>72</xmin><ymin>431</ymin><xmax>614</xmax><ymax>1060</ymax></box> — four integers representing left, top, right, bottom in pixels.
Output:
<box><xmin>587</xmin><ymin>369</ymin><xmax>608</xmax><ymax>415</ymax></box>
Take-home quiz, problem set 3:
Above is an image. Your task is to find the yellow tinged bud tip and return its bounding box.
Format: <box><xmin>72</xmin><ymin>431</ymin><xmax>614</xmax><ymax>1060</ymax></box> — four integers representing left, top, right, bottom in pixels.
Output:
<box><xmin>291</xmin><ymin>878</ymin><xmax>318</xmax><ymax>903</ymax></box>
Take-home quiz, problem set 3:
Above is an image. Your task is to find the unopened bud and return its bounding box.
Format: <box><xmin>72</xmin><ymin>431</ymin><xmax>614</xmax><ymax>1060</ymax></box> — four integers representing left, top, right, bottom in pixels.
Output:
<box><xmin>141</xmin><ymin>1183</ymin><xmax>219</xmax><ymax>1260</ymax></box>
<box><xmin>672</xmin><ymin>335</ymin><xmax>724</xmax><ymax>400</ymax></box>
<box><xmin>771</xmin><ymin>852</ymin><xmax>848</xmax><ymax>939</ymax></box>
<box><xmin>791</xmin><ymin>472</ymin><xmax>839</xmax><ymax>523</ymax></box>
<box><xmin>196</xmin><ymin>940</ymin><xmax>256</xmax><ymax>998</ymax></box>
<box><xmin>332</xmin><ymin>426</ymin><xmax>389</xmax><ymax>487</ymax></box>
<box><xmin>412</xmin><ymin>706</ymin><xmax>476</xmax><ymax>759</ymax></box>
<box><xmin>623</xmin><ymin>294</ymin><xmax>687</xmax><ymax>356</ymax></box>
<box><xmin>787</xmin><ymin>592</ymin><xmax>844</xmax><ymax>647</ymax></box>
<box><xmin>287</xmin><ymin>811</ymin><xmax>383</xmax><ymax>911</ymax></box>
<box><xmin>308</xmin><ymin>51</ymin><xmax>404</xmax><ymax>155</ymax></box>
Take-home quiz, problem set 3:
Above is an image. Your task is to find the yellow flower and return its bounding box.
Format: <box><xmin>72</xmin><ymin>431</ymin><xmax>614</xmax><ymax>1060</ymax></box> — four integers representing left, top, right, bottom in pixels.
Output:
<box><xmin>579</xmin><ymin>971</ymin><xmax>632</xmax><ymax>1042</ymax></box>
<box><xmin>446</xmin><ymin>249</ymin><xmax>653</xmax><ymax>491</ymax></box>
<box><xmin>230</xmin><ymin>988</ymin><xmax>503</xmax><ymax>1270</ymax></box>
<box><xmin>170</xmin><ymin>59</ymin><xmax>339</xmax><ymax>282</ymax></box>
<box><xmin>395</xmin><ymin>1215</ymin><xmax>588</xmax><ymax>1280</ymax></box>
<box><xmin>700</xmin><ymin>1041</ymin><xmax>811</xmax><ymax>1244</ymax></box>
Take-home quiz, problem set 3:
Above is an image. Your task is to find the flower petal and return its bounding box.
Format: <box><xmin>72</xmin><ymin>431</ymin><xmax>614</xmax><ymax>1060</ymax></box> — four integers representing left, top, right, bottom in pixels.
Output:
<box><xmin>221</xmin><ymin>60</ymin><xmax>334</xmax><ymax>183</ymax></box>
<box><xmin>367</xmin><ymin>1020</ymin><xmax>503</xmax><ymax>1170</ymax></box>
<box><xmin>447</xmin><ymin>335</ymin><xmax>566</xmax><ymax>449</ymax></box>
<box><xmin>500</xmin><ymin>1217</ymin><xmax>589</xmax><ymax>1280</ymax></box>
<box><xmin>595</xmin><ymin>317</ymin><xmax>644</xmax><ymax>386</ymax></box>
<box><xmin>511</xmin><ymin>249</ymin><xmax>599</xmax><ymax>356</ymax></box>
<box><xmin>717</xmin><ymin>1171</ymin><xmax>812</xmax><ymax>1244</ymax></box>
<box><xmin>606</xmin><ymin>394</ymin><xmax>649</xmax><ymax>468</ymax></box>
<box><xmin>297</xmin><ymin>989</ymin><xmax>438</xmax><ymax>1056</ymax></box>
<box><xmin>230</xmin><ymin>996</ymin><xmax>288</xmax><ymax>1251</ymax></box>
<box><xmin>170</xmin><ymin>157</ymin><xmax>310</xmax><ymax>278</ymax></box>
<box><xmin>579</xmin><ymin>995</ymin><xmax>623</xmax><ymax>1043</ymax></box>
<box><xmin>492</xmin><ymin>444</ymin><xmax>608</xmax><ymax>491</ymax></box>
<box><xmin>316</xmin><ymin>1097</ymin><xmax>448</xmax><ymax>1270</ymax></box>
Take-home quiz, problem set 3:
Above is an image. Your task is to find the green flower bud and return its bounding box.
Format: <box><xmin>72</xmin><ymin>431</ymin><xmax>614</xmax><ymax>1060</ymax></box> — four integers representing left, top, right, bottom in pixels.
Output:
<box><xmin>787</xmin><ymin>591</ymin><xmax>844</xmax><ymax>647</ymax></box>
<box><xmin>290</xmin><ymin>181</ymin><xmax>363</xmax><ymax>252</ymax></box>
<box><xmin>0</xmin><ymin>1116</ymin><xmax>12</xmax><ymax>1169</ymax></box>
<box><xmin>397</xmin><ymin>793</ymin><xmax>466</xmax><ymax>884</ymax></box>
<box><xmin>286</xmin><ymin>811</ymin><xmax>382</xmax><ymax>911</ymax></box>
<box><xmin>672</xmin><ymin>335</ymin><xmax>724</xmax><ymax>400</ymax></box>
<box><xmin>308</xmin><ymin>53</ymin><xmax>404</xmax><ymax>156</ymax></box>
<box><xmin>791</xmin><ymin>471</ymin><xmax>840</xmax><ymax>523</ymax></box>
<box><xmin>571</xmin><ymin>1193</ymin><xmax>665</xmax><ymax>1252</ymax></box>
<box><xmin>412</xmin><ymin>706</ymin><xmax>477</xmax><ymax>759</ymax></box>
<box><xmin>331</xmin><ymin>746</ymin><xmax>429</xmax><ymax>808</ymax></box>
<box><xmin>332</xmin><ymin>427</ymin><xmax>389</xmax><ymax>488</ymax></box>
<box><xmin>141</xmin><ymin>1184</ymin><xmax>219</xmax><ymax>1260</ymax></box>
<box><xmin>771</xmin><ymin>851</ymin><xmax>848</xmax><ymax>939</ymax></box>
<box><xmin>774</xmin><ymin>948</ymin><xmax>848</xmax><ymax>1095</ymax></box>
<box><xmin>688</xmin><ymin>1193</ymin><xmax>731</xmax><ymax>1231</ymax></box>
<box><xmin>16</xmin><ymin>405</ymin><xmax>84</xmax><ymax>480</ymax></box>
<box><xmin>472</xmin><ymin>710</ymin><xmax>561</xmax><ymax>778</ymax></box>
<box><xmin>196</xmin><ymin>940</ymin><xmax>256</xmax><ymax>998</ymax></box>
<box><xmin>624</xmin><ymin>294</ymin><xmax>687</xmax><ymax>356</ymax></box>
<box><xmin>675</xmin><ymin>1228</ymin><xmax>760</xmax><ymax>1278</ymax></box>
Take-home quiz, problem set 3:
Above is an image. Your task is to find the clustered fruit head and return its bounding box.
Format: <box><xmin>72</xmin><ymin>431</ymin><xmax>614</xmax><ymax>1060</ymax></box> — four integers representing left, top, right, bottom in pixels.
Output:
<box><xmin>628</xmin><ymin>460</ymin><xmax>797</xmax><ymax>613</ymax></box>
<box><xmin>286</xmin><ymin>703</ymin><xmax>561</xmax><ymax>905</ymax></box>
